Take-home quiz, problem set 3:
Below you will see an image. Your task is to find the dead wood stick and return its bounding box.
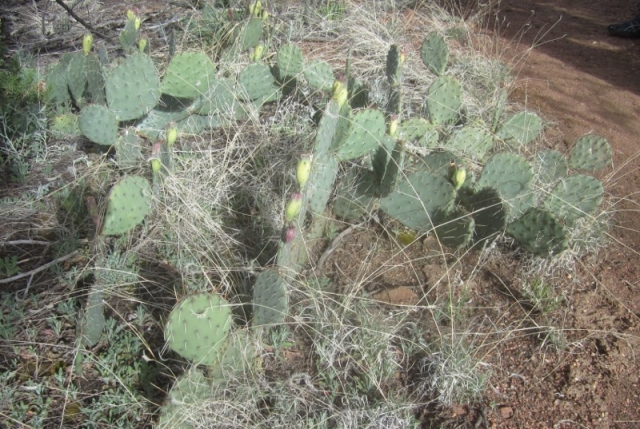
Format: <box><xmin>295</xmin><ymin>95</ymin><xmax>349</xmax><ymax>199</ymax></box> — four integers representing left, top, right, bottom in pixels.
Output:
<box><xmin>53</xmin><ymin>0</ymin><xmax>113</xmax><ymax>42</ymax></box>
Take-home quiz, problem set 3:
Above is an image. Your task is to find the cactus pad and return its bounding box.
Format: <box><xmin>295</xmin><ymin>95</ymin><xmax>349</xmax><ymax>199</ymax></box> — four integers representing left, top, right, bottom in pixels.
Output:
<box><xmin>333</xmin><ymin>168</ymin><xmax>378</xmax><ymax>221</ymax></box>
<box><xmin>67</xmin><ymin>53</ymin><xmax>87</xmax><ymax>104</ymax></box>
<box><xmin>460</xmin><ymin>187</ymin><xmax>507</xmax><ymax>243</ymax></box>
<box><xmin>277</xmin><ymin>44</ymin><xmax>304</xmax><ymax>80</ymax></box>
<box><xmin>426</xmin><ymin>76</ymin><xmax>462</xmax><ymax>125</ymax></box>
<box><xmin>334</xmin><ymin>108</ymin><xmax>385</xmax><ymax>161</ymax></box>
<box><xmin>239</xmin><ymin>63</ymin><xmax>277</xmax><ymax>101</ymax></box>
<box><xmin>380</xmin><ymin>170</ymin><xmax>456</xmax><ymax>231</ymax></box>
<box><xmin>238</xmin><ymin>17</ymin><xmax>264</xmax><ymax>50</ymax></box>
<box><xmin>386</xmin><ymin>44</ymin><xmax>403</xmax><ymax>85</ymax></box>
<box><xmin>158</xmin><ymin>368</ymin><xmax>211</xmax><ymax>429</ymax></box>
<box><xmin>106</xmin><ymin>54</ymin><xmax>160</xmax><ymax>121</ymax></box>
<box><xmin>116</xmin><ymin>128</ymin><xmax>143</xmax><ymax>169</ymax></box>
<box><xmin>544</xmin><ymin>175</ymin><xmax>604</xmax><ymax>224</ymax></box>
<box><xmin>304</xmin><ymin>60</ymin><xmax>335</xmax><ymax>91</ymax></box>
<box><xmin>308</xmin><ymin>154</ymin><xmax>340</xmax><ymax>216</ymax></box>
<box><xmin>533</xmin><ymin>149</ymin><xmax>568</xmax><ymax>184</ymax></box>
<box><xmin>399</xmin><ymin>118</ymin><xmax>436</xmax><ymax>142</ymax></box>
<box><xmin>101</xmin><ymin>175</ymin><xmax>152</xmax><ymax>236</ymax></box>
<box><xmin>253</xmin><ymin>270</ymin><xmax>289</xmax><ymax>327</ymax></box>
<box><xmin>496</xmin><ymin>111</ymin><xmax>542</xmax><ymax>146</ymax></box>
<box><xmin>432</xmin><ymin>207</ymin><xmax>474</xmax><ymax>249</ymax></box>
<box><xmin>478</xmin><ymin>153</ymin><xmax>534</xmax><ymax>201</ymax></box>
<box><xmin>507</xmin><ymin>208</ymin><xmax>568</xmax><ymax>257</ymax></box>
<box><xmin>446</xmin><ymin>126</ymin><xmax>494</xmax><ymax>161</ymax></box>
<box><xmin>165</xmin><ymin>293</ymin><xmax>233</xmax><ymax>366</ymax></box>
<box><xmin>568</xmin><ymin>134</ymin><xmax>612</xmax><ymax>172</ymax></box>
<box><xmin>161</xmin><ymin>52</ymin><xmax>217</xmax><ymax>99</ymax></box>
<box><xmin>210</xmin><ymin>329</ymin><xmax>257</xmax><ymax>380</ymax></box>
<box><xmin>421</xmin><ymin>32</ymin><xmax>449</xmax><ymax>76</ymax></box>
<box><xmin>79</xmin><ymin>104</ymin><xmax>118</xmax><ymax>146</ymax></box>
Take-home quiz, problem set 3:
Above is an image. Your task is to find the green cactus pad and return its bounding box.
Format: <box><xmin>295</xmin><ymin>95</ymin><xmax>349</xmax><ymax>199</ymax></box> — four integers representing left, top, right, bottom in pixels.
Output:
<box><xmin>116</xmin><ymin>129</ymin><xmax>142</xmax><ymax>169</ymax></box>
<box><xmin>386</xmin><ymin>44</ymin><xmax>403</xmax><ymax>86</ymax></box>
<box><xmin>161</xmin><ymin>52</ymin><xmax>217</xmax><ymax>99</ymax></box>
<box><xmin>46</xmin><ymin>58</ymin><xmax>72</xmax><ymax>106</ymax></box>
<box><xmin>85</xmin><ymin>54</ymin><xmax>106</xmax><ymax>104</ymax></box>
<box><xmin>333</xmin><ymin>168</ymin><xmax>378</xmax><ymax>221</ymax></box>
<box><xmin>421</xmin><ymin>32</ymin><xmax>449</xmax><ymax>76</ymax></box>
<box><xmin>399</xmin><ymin>118</ymin><xmax>435</xmax><ymax>142</ymax></box>
<box><xmin>377</xmin><ymin>138</ymin><xmax>405</xmax><ymax>197</ymax></box>
<box><xmin>314</xmin><ymin>100</ymin><xmax>341</xmax><ymax>159</ymax></box>
<box><xmin>238</xmin><ymin>17</ymin><xmax>263</xmax><ymax>50</ymax></box>
<box><xmin>165</xmin><ymin>293</ymin><xmax>233</xmax><ymax>366</ymax></box>
<box><xmin>422</xmin><ymin>150</ymin><xmax>461</xmax><ymax>178</ymax></box>
<box><xmin>79</xmin><ymin>104</ymin><xmax>118</xmax><ymax>146</ymax></box>
<box><xmin>507</xmin><ymin>208</ymin><xmax>568</xmax><ymax>257</ymax></box>
<box><xmin>478</xmin><ymin>153</ymin><xmax>534</xmax><ymax>201</ymax></box>
<box><xmin>426</xmin><ymin>76</ymin><xmax>462</xmax><ymax>126</ymax></box>
<box><xmin>210</xmin><ymin>329</ymin><xmax>257</xmax><ymax>380</ymax></box>
<box><xmin>239</xmin><ymin>63</ymin><xmax>277</xmax><ymax>101</ymax></box>
<box><xmin>79</xmin><ymin>282</ymin><xmax>105</xmax><ymax>347</ymax></box>
<box><xmin>106</xmin><ymin>54</ymin><xmax>160</xmax><ymax>121</ymax></box>
<box><xmin>432</xmin><ymin>207</ymin><xmax>474</xmax><ymax>249</ymax></box>
<box><xmin>119</xmin><ymin>18</ymin><xmax>138</xmax><ymax>51</ymax></box>
<box><xmin>67</xmin><ymin>53</ymin><xmax>87</xmax><ymax>104</ymax></box>
<box><xmin>460</xmin><ymin>187</ymin><xmax>507</xmax><ymax>243</ymax></box>
<box><xmin>496</xmin><ymin>111</ymin><xmax>542</xmax><ymax>146</ymax></box>
<box><xmin>277</xmin><ymin>44</ymin><xmax>304</xmax><ymax>80</ymax></box>
<box><xmin>380</xmin><ymin>170</ymin><xmax>456</xmax><ymax>231</ymax></box>
<box><xmin>533</xmin><ymin>149</ymin><xmax>568</xmax><ymax>184</ymax></box>
<box><xmin>544</xmin><ymin>175</ymin><xmax>604</xmax><ymax>224</ymax></box>
<box><xmin>568</xmin><ymin>134</ymin><xmax>612</xmax><ymax>172</ymax></box>
<box><xmin>253</xmin><ymin>270</ymin><xmax>289</xmax><ymax>327</ymax></box>
<box><xmin>308</xmin><ymin>154</ymin><xmax>340</xmax><ymax>216</ymax></box>
<box><xmin>135</xmin><ymin>107</ymin><xmax>191</xmax><ymax>140</ymax></box>
<box><xmin>101</xmin><ymin>175</ymin><xmax>152</xmax><ymax>236</ymax></box>
<box><xmin>195</xmin><ymin>78</ymin><xmax>238</xmax><ymax>115</ymax></box>
<box><xmin>303</xmin><ymin>60</ymin><xmax>335</xmax><ymax>91</ymax></box>
<box><xmin>158</xmin><ymin>368</ymin><xmax>211</xmax><ymax>429</ymax></box>
<box><xmin>446</xmin><ymin>126</ymin><xmax>494</xmax><ymax>161</ymax></box>
<box><xmin>334</xmin><ymin>108</ymin><xmax>386</xmax><ymax>161</ymax></box>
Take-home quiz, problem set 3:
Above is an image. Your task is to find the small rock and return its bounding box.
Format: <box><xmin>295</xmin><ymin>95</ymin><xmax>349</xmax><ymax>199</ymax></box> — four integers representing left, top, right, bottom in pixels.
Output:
<box><xmin>500</xmin><ymin>406</ymin><xmax>513</xmax><ymax>419</ymax></box>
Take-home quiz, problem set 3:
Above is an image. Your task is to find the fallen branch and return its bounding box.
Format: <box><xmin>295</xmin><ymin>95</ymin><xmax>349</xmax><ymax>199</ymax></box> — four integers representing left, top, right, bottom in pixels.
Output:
<box><xmin>1</xmin><ymin>240</ymin><xmax>51</xmax><ymax>246</ymax></box>
<box><xmin>0</xmin><ymin>250</ymin><xmax>80</xmax><ymax>285</ymax></box>
<box><xmin>53</xmin><ymin>0</ymin><xmax>113</xmax><ymax>42</ymax></box>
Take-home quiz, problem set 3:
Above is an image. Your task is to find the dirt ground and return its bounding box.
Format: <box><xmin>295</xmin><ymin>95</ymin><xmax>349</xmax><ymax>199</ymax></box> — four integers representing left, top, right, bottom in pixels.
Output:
<box><xmin>481</xmin><ymin>1</ymin><xmax>640</xmax><ymax>427</ymax></box>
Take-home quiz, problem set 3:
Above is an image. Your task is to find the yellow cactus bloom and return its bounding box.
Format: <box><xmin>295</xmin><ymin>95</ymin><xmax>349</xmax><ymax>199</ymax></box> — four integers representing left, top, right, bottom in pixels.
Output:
<box><xmin>332</xmin><ymin>80</ymin><xmax>348</xmax><ymax>108</ymax></box>
<box><xmin>82</xmin><ymin>34</ymin><xmax>93</xmax><ymax>55</ymax></box>
<box><xmin>285</xmin><ymin>193</ymin><xmax>303</xmax><ymax>222</ymax></box>
<box><xmin>296</xmin><ymin>155</ymin><xmax>312</xmax><ymax>189</ymax></box>
<box><xmin>166</xmin><ymin>126</ymin><xmax>178</xmax><ymax>146</ymax></box>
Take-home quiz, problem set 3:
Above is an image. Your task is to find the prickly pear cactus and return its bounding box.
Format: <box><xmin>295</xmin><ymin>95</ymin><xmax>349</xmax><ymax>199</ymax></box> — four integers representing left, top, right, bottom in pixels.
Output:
<box><xmin>277</xmin><ymin>44</ymin><xmax>304</xmax><ymax>80</ymax></box>
<box><xmin>78</xmin><ymin>104</ymin><xmax>118</xmax><ymax>146</ymax></box>
<box><xmin>209</xmin><ymin>329</ymin><xmax>258</xmax><ymax>381</ymax></box>
<box><xmin>253</xmin><ymin>270</ymin><xmax>288</xmax><ymax>327</ymax></box>
<box><xmin>533</xmin><ymin>149</ymin><xmax>568</xmax><ymax>185</ymax></box>
<box><xmin>116</xmin><ymin>128</ymin><xmax>143</xmax><ymax>169</ymax></box>
<box><xmin>165</xmin><ymin>293</ymin><xmax>233</xmax><ymax>366</ymax></box>
<box><xmin>106</xmin><ymin>54</ymin><xmax>160</xmax><ymax>121</ymax></box>
<box><xmin>398</xmin><ymin>118</ymin><xmax>436</xmax><ymax>142</ymax></box>
<box><xmin>333</xmin><ymin>168</ymin><xmax>378</xmax><ymax>221</ymax></box>
<box><xmin>157</xmin><ymin>368</ymin><xmax>212</xmax><ymax>429</ymax></box>
<box><xmin>333</xmin><ymin>108</ymin><xmax>386</xmax><ymax>161</ymax></box>
<box><xmin>446</xmin><ymin>126</ymin><xmax>494</xmax><ymax>161</ymax></box>
<box><xmin>239</xmin><ymin>63</ymin><xmax>277</xmax><ymax>101</ymax></box>
<box><xmin>426</xmin><ymin>75</ymin><xmax>462</xmax><ymax>126</ymax></box>
<box><xmin>161</xmin><ymin>52</ymin><xmax>217</xmax><ymax>99</ymax></box>
<box><xmin>460</xmin><ymin>187</ymin><xmax>508</xmax><ymax>243</ymax></box>
<box><xmin>568</xmin><ymin>134</ymin><xmax>612</xmax><ymax>172</ymax></box>
<box><xmin>304</xmin><ymin>60</ymin><xmax>335</xmax><ymax>92</ymax></box>
<box><xmin>496</xmin><ymin>111</ymin><xmax>542</xmax><ymax>146</ymax></box>
<box><xmin>421</xmin><ymin>32</ymin><xmax>449</xmax><ymax>76</ymax></box>
<box><xmin>380</xmin><ymin>170</ymin><xmax>456</xmax><ymax>231</ymax></box>
<box><xmin>544</xmin><ymin>175</ymin><xmax>604</xmax><ymax>224</ymax></box>
<box><xmin>507</xmin><ymin>208</ymin><xmax>568</xmax><ymax>257</ymax></box>
<box><xmin>101</xmin><ymin>175</ymin><xmax>152</xmax><ymax>236</ymax></box>
<box><xmin>432</xmin><ymin>207</ymin><xmax>474</xmax><ymax>249</ymax></box>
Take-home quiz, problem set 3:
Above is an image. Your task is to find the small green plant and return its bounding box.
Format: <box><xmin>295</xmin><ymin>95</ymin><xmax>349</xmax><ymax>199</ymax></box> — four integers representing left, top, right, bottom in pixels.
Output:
<box><xmin>0</xmin><ymin>255</ymin><xmax>20</xmax><ymax>278</ymax></box>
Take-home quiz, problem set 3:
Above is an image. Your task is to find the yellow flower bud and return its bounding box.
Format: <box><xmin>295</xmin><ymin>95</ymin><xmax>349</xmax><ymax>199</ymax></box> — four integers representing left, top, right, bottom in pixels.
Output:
<box><xmin>261</xmin><ymin>10</ymin><xmax>269</xmax><ymax>21</ymax></box>
<box><xmin>150</xmin><ymin>158</ymin><xmax>161</xmax><ymax>173</ymax></box>
<box><xmin>126</xmin><ymin>9</ymin><xmax>136</xmax><ymax>21</ymax></box>
<box><xmin>82</xmin><ymin>34</ymin><xmax>93</xmax><ymax>55</ymax></box>
<box><xmin>296</xmin><ymin>155</ymin><xmax>312</xmax><ymax>189</ymax></box>
<box><xmin>134</xmin><ymin>16</ymin><xmax>141</xmax><ymax>31</ymax></box>
<box><xmin>138</xmin><ymin>37</ymin><xmax>148</xmax><ymax>53</ymax></box>
<box><xmin>285</xmin><ymin>193</ymin><xmax>303</xmax><ymax>222</ymax></box>
<box><xmin>332</xmin><ymin>80</ymin><xmax>348</xmax><ymax>108</ymax></box>
<box><xmin>166</xmin><ymin>126</ymin><xmax>178</xmax><ymax>146</ymax></box>
<box><xmin>254</xmin><ymin>44</ymin><xmax>264</xmax><ymax>61</ymax></box>
<box><xmin>388</xmin><ymin>115</ymin><xmax>398</xmax><ymax>138</ymax></box>
<box><xmin>453</xmin><ymin>166</ymin><xmax>466</xmax><ymax>190</ymax></box>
